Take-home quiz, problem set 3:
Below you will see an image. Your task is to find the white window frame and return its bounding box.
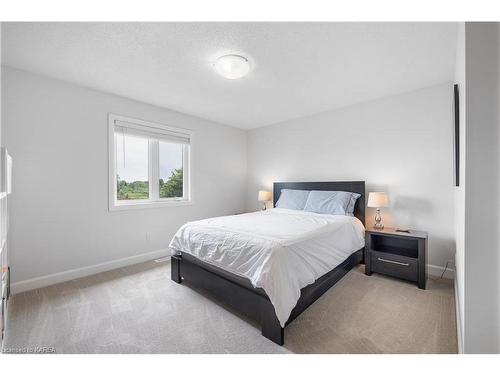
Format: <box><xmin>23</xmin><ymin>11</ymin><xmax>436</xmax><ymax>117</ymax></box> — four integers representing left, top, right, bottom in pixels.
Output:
<box><xmin>108</xmin><ymin>113</ymin><xmax>193</xmax><ymax>211</ymax></box>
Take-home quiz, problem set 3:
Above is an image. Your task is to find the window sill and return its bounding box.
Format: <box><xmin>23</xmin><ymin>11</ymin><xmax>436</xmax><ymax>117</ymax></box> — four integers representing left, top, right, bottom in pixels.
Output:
<box><xmin>109</xmin><ymin>199</ymin><xmax>193</xmax><ymax>211</ymax></box>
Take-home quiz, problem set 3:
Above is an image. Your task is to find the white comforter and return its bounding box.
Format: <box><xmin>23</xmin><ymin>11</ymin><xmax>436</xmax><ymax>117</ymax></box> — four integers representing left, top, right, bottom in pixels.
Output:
<box><xmin>169</xmin><ymin>208</ymin><xmax>365</xmax><ymax>326</ymax></box>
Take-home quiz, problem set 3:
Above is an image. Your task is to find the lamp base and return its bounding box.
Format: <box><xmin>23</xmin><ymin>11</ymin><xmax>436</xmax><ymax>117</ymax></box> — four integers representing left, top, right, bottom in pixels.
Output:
<box><xmin>373</xmin><ymin>208</ymin><xmax>384</xmax><ymax>230</ymax></box>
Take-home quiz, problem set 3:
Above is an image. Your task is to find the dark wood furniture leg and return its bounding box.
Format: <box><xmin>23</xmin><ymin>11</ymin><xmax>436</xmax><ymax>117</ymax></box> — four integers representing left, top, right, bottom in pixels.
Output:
<box><xmin>417</xmin><ymin>238</ymin><xmax>427</xmax><ymax>289</ymax></box>
<box><xmin>171</xmin><ymin>254</ymin><xmax>182</xmax><ymax>283</ymax></box>
<box><xmin>364</xmin><ymin>235</ymin><xmax>372</xmax><ymax>275</ymax></box>
<box><xmin>260</xmin><ymin>299</ymin><xmax>284</xmax><ymax>345</ymax></box>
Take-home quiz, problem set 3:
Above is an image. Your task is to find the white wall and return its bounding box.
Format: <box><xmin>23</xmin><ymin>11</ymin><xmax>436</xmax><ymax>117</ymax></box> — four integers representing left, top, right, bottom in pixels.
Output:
<box><xmin>463</xmin><ymin>22</ymin><xmax>500</xmax><ymax>354</ymax></box>
<box><xmin>1</xmin><ymin>66</ymin><xmax>247</xmax><ymax>285</ymax></box>
<box><xmin>247</xmin><ymin>83</ymin><xmax>455</xmax><ymax>270</ymax></box>
<box><xmin>0</xmin><ymin>23</ymin><xmax>2</xmax><ymax>147</ymax></box>
<box><xmin>453</xmin><ymin>22</ymin><xmax>466</xmax><ymax>352</ymax></box>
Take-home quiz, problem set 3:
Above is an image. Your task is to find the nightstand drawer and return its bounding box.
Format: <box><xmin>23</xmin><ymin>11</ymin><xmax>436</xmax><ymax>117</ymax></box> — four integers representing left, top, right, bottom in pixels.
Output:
<box><xmin>370</xmin><ymin>250</ymin><xmax>418</xmax><ymax>282</ymax></box>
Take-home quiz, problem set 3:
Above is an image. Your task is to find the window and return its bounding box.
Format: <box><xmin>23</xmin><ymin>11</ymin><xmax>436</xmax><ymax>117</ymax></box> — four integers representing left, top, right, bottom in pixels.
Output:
<box><xmin>108</xmin><ymin>114</ymin><xmax>192</xmax><ymax>210</ymax></box>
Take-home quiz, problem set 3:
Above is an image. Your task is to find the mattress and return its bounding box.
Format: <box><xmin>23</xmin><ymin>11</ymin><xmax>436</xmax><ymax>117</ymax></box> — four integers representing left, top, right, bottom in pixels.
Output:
<box><xmin>169</xmin><ymin>208</ymin><xmax>365</xmax><ymax>326</ymax></box>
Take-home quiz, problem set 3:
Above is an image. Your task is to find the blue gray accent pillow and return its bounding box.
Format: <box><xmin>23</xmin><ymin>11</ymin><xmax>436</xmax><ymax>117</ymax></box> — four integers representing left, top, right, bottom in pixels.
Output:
<box><xmin>275</xmin><ymin>189</ymin><xmax>311</xmax><ymax>210</ymax></box>
<box><xmin>303</xmin><ymin>190</ymin><xmax>361</xmax><ymax>216</ymax></box>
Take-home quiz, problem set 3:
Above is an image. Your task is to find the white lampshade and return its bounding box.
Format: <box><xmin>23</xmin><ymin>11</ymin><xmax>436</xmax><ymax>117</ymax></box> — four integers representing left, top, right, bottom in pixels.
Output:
<box><xmin>258</xmin><ymin>190</ymin><xmax>272</xmax><ymax>202</ymax></box>
<box><xmin>367</xmin><ymin>192</ymin><xmax>388</xmax><ymax>208</ymax></box>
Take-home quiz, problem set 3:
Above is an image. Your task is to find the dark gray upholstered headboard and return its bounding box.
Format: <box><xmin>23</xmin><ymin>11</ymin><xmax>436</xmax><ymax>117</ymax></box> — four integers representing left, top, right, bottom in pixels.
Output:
<box><xmin>273</xmin><ymin>181</ymin><xmax>366</xmax><ymax>226</ymax></box>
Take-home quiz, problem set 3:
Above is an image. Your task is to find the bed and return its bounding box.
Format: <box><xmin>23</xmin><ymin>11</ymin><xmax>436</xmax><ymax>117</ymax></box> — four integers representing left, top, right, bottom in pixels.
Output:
<box><xmin>169</xmin><ymin>181</ymin><xmax>366</xmax><ymax>345</ymax></box>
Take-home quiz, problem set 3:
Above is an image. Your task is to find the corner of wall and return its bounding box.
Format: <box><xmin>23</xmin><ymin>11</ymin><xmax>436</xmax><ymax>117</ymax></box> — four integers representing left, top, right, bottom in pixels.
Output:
<box><xmin>453</xmin><ymin>20</ymin><xmax>466</xmax><ymax>355</ymax></box>
<box><xmin>463</xmin><ymin>21</ymin><xmax>500</xmax><ymax>353</ymax></box>
<box><xmin>1</xmin><ymin>21</ymin><xmax>3</xmax><ymax>146</ymax></box>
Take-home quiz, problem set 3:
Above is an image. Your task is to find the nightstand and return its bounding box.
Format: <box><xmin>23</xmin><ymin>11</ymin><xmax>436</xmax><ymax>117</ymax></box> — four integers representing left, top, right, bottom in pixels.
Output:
<box><xmin>365</xmin><ymin>227</ymin><xmax>428</xmax><ymax>289</ymax></box>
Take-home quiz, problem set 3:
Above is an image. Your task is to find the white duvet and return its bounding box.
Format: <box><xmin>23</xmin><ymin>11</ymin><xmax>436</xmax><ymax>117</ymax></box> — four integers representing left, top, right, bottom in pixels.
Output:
<box><xmin>169</xmin><ymin>208</ymin><xmax>365</xmax><ymax>327</ymax></box>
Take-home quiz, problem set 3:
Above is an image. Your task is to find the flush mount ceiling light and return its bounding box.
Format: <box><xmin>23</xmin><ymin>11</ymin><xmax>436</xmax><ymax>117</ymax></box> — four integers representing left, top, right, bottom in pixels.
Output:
<box><xmin>213</xmin><ymin>54</ymin><xmax>250</xmax><ymax>79</ymax></box>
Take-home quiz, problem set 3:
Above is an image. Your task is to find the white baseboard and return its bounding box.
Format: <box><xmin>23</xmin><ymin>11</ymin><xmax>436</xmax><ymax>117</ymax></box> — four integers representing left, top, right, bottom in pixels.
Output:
<box><xmin>10</xmin><ymin>252</ymin><xmax>455</xmax><ymax>294</ymax></box>
<box><xmin>427</xmin><ymin>263</ymin><xmax>455</xmax><ymax>279</ymax></box>
<box><xmin>11</xmin><ymin>248</ymin><xmax>170</xmax><ymax>294</ymax></box>
<box><xmin>454</xmin><ymin>272</ymin><xmax>463</xmax><ymax>354</ymax></box>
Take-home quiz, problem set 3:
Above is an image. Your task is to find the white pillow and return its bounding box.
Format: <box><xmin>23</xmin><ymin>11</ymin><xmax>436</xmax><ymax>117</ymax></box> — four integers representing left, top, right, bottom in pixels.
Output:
<box><xmin>303</xmin><ymin>190</ymin><xmax>361</xmax><ymax>216</ymax></box>
<box><xmin>275</xmin><ymin>189</ymin><xmax>310</xmax><ymax>210</ymax></box>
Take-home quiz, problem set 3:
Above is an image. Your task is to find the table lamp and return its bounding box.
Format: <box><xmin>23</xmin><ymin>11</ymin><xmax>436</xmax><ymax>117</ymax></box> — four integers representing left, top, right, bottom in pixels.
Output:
<box><xmin>258</xmin><ymin>190</ymin><xmax>272</xmax><ymax>211</ymax></box>
<box><xmin>367</xmin><ymin>192</ymin><xmax>388</xmax><ymax>229</ymax></box>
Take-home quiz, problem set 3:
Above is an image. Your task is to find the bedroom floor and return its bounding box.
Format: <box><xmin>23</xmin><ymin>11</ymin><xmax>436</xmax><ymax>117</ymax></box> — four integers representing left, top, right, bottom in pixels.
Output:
<box><xmin>5</xmin><ymin>261</ymin><xmax>457</xmax><ymax>354</ymax></box>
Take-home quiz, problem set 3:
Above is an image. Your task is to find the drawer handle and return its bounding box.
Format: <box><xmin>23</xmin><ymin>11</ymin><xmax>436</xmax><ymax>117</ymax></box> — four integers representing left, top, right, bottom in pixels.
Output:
<box><xmin>377</xmin><ymin>257</ymin><xmax>409</xmax><ymax>266</ymax></box>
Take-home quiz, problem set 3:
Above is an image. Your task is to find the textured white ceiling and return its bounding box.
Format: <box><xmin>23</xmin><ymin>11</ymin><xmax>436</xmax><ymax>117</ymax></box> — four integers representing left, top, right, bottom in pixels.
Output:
<box><xmin>2</xmin><ymin>22</ymin><xmax>457</xmax><ymax>129</ymax></box>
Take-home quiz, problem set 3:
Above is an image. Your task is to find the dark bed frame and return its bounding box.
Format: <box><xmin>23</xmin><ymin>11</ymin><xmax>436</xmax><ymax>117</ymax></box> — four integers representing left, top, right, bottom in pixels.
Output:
<box><xmin>171</xmin><ymin>181</ymin><xmax>365</xmax><ymax>345</ymax></box>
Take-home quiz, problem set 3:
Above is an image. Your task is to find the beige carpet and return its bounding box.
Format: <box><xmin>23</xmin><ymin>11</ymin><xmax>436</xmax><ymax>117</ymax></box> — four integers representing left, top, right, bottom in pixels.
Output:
<box><xmin>5</xmin><ymin>261</ymin><xmax>457</xmax><ymax>354</ymax></box>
